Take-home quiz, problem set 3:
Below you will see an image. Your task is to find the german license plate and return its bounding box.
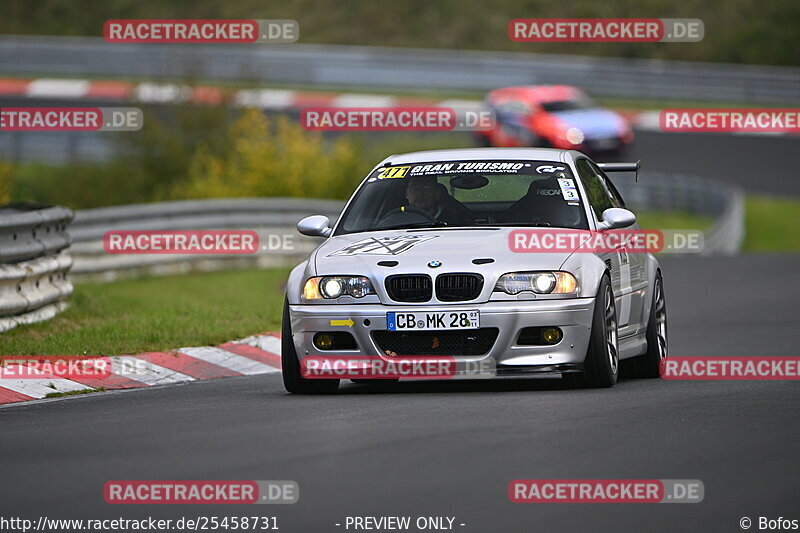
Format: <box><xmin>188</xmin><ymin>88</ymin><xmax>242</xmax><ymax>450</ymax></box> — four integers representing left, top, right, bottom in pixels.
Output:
<box><xmin>386</xmin><ymin>310</ymin><xmax>479</xmax><ymax>331</ymax></box>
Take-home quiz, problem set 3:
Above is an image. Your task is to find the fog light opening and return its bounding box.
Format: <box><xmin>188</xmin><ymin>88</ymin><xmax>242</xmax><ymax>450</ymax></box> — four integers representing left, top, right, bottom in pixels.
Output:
<box><xmin>542</xmin><ymin>327</ymin><xmax>563</xmax><ymax>345</ymax></box>
<box><xmin>314</xmin><ymin>333</ymin><xmax>333</xmax><ymax>350</ymax></box>
<box><xmin>313</xmin><ymin>332</ymin><xmax>358</xmax><ymax>351</ymax></box>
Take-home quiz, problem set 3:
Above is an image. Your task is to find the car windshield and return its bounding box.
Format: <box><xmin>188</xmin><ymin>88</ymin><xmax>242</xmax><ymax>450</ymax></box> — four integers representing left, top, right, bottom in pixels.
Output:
<box><xmin>334</xmin><ymin>160</ymin><xmax>589</xmax><ymax>235</ymax></box>
<box><xmin>540</xmin><ymin>97</ymin><xmax>597</xmax><ymax>113</ymax></box>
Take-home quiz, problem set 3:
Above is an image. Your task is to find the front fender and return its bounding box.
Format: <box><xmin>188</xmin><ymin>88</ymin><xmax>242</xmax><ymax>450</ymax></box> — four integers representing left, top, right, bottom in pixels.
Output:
<box><xmin>286</xmin><ymin>259</ymin><xmax>317</xmax><ymax>305</ymax></box>
<box><xmin>559</xmin><ymin>252</ymin><xmax>608</xmax><ymax>299</ymax></box>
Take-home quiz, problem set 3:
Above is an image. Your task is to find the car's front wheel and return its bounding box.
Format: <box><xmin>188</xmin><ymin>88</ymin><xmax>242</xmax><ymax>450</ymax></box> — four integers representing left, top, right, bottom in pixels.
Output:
<box><xmin>564</xmin><ymin>275</ymin><xmax>619</xmax><ymax>388</ymax></box>
<box><xmin>281</xmin><ymin>298</ymin><xmax>339</xmax><ymax>394</ymax></box>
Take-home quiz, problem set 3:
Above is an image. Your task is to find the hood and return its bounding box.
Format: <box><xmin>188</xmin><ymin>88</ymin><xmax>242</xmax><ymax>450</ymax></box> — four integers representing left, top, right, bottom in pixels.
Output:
<box><xmin>551</xmin><ymin>108</ymin><xmax>626</xmax><ymax>138</ymax></box>
<box><xmin>313</xmin><ymin>228</ymin><xmax>584</xmax><ymax>303</ymax></box>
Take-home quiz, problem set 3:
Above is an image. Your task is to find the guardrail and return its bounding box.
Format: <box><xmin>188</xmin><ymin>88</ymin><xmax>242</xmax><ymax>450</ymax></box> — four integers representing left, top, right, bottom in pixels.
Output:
<box><xmin>0</xmin><ymin>203</ymin><xmax>74</xmax><ymax>333</ymax></box>
<box><xmin>1</xmin><ymin>36</ymin><xmax>799</xmax><ymax>105</ymax></box>
<box><xmin>69</xmin><ymin>198</ymin><xmax>343</xmax><ymax>281</ymax></box>
<box><xmin>611</xmin><ymin>172</ymin><xmax>744</xmax><ymax>255</ymax></box>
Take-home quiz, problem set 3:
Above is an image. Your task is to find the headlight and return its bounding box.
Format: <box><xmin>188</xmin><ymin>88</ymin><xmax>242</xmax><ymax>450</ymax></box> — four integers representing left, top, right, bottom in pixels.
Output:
<box><xmin>565</xmin><ymin>127</ymin><xmax>584</xmax><ymax>145</ymax></box>
<box><xmin>321</xmin><ymin>277</ymin><xmax>345</xmax><ymax>298</ymax></box>
<box><xmin>303</xmin><ymin>276</ymin><xmax>374</xmax><ymax>300</ymax></box>
<box><xmin>494</xmin><ymin>271</ymin><xmax>578</xmax><ymax>295</ymax></box>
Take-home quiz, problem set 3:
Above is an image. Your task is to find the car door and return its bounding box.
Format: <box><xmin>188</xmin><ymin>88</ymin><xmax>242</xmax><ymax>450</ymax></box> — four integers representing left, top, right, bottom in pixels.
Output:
<box><xmin>590</xmin><ymin>161</ymin><xmax>649</xmax><ymax>334</ymax></box>
<box><xmin>575</xmin><ymin>159</ymin><xmax>636</xmax><ymax>337</ymax></box>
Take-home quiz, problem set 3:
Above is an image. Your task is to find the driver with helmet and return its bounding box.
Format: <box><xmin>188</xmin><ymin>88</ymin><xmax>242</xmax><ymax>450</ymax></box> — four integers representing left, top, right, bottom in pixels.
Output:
<box><xmin>404</xmin><ymin>175</ymin><xmax>472</xmax><ymax>226</ymax></box>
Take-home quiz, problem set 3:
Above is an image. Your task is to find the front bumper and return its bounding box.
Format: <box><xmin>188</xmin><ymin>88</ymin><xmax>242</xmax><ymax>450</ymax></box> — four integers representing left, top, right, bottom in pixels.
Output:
<box><xmin>289</xmin><ymin>298</ymin><xmax>596</xmax><ymax>377</ymax></box>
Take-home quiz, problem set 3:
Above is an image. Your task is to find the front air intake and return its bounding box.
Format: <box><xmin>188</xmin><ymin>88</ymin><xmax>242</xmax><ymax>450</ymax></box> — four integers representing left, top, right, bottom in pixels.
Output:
<box><xmin>385</xmin><ymin>274</ymin><xmax>432</xmax><ymax>303</ymax></box>
<box><xmin>435</xmin><ymin>273</ymin><xmax>484</xmax><ymax>302</ymax></box>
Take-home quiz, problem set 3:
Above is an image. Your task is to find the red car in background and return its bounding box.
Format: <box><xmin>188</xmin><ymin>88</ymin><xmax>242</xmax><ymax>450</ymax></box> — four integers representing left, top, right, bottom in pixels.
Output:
<box><xmin>476</xmin><ymin>85</ymin><xmax>634</xmax><ymax>154</ymax></box>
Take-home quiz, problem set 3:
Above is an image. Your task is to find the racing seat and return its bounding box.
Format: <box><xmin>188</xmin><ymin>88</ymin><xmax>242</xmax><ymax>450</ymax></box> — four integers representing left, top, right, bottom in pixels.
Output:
<box><xmin>436</xmin><ymin>183</ymin><xmax>474</xmax><ymax>222</ymax></box>
<box><xmin>500</xmin><ymin>177</ymin><xmax>577</xmax><ymax>227</ymax></box>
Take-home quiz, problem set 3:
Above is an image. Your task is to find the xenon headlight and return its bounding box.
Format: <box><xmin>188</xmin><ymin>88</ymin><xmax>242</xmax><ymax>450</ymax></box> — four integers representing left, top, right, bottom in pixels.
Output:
<box><xmin>303</xmin><ymin>276</ymin><xmax>374</xmax><ymax>300</ymax></box>
<box><xmin>494</xmin><ymin>271</ymin><xmax>578</xmax><ymax>295</ymax></box>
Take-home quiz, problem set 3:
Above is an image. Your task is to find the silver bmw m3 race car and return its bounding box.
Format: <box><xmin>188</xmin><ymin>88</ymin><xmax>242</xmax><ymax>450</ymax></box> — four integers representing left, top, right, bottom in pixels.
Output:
<box><xmin>282</xmin><ymin>148</ymin><xmax>667</xmax><ymax>393</ymax></box>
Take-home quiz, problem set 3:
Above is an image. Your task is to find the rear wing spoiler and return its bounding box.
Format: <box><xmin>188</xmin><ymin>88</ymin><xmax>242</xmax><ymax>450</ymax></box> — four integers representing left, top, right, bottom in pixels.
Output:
<box><xmin>597</xmin><ymin>160</ymin><xmax>641</xmax><ymax>182</ymax></box>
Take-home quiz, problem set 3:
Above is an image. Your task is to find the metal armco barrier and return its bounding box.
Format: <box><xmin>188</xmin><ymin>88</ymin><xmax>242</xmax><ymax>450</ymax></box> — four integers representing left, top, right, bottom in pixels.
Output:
<box><xmin>69</xmin><ymin>198</ymin><xmax>344</xmax><ymax>281</ymax></box>
<box><xmin>0</xmin><ymin>204</ymin><xmax>74</xmax><ymax>333</ymax></box>
<box><xmin>1</xmin><ymin>36</ymin><xmax>798</xmax><ymax>105</ymax></box>
<box><xmin>612</xmin><ymin>172</ymin><xmax>744</xmax><ymax>255</ymax></box>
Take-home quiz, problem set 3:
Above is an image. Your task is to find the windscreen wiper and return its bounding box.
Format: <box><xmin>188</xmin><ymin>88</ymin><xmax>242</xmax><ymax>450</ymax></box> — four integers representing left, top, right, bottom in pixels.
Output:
<box><xmin>377</xmin><ymin>220</ymin><xmax>450</xmax><ymax>231</ymax></box>
<box><xmin>489</xmin><ymin>222</ymin><xmax>553</xmax><ymax>227</ymax></box>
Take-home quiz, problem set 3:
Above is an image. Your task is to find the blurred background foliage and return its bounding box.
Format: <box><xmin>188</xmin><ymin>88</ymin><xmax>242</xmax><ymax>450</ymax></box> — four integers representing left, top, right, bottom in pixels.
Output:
<box><xmin>6</xmin><ymin>105</ymin><xmax>468</xmax><ymax>209</ymax></box>
<box><xmin>179</xmin><ymin>110</ymin><xmax>363</xmax><ymax>200</ymax></box>
<box><xmin>2</xmin><ymin>0</ymin><xmax>798</xmax><ymax>66</ymax></box>
<box><xmin>0</xmin><ymin>161</ymin><xmax>13</xmax><ymax>204</ymax></box>
<box><xmin>4</xmin><ymin>0</ymin><xmax>797</xmax><ymax>209</ymax></box>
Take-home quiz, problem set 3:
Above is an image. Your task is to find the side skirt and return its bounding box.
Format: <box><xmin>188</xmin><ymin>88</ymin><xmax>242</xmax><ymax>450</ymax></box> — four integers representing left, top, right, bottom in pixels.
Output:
<box><xmin>619</xmin><ymin>332</ymin><xmax>648</xmax><ymax>360</ymax></box>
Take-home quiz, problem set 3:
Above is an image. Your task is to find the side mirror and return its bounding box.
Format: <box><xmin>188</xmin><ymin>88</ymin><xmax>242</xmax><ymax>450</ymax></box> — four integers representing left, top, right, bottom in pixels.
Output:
<box><xmin>599</xmin><ymin>208</ymin><xmax>636</xmax><ymax>230</ymax></box>
<box><xmin>297</xmin><ymin>215</ymin><xmax>332</xmax><ymax>237</ymax></box>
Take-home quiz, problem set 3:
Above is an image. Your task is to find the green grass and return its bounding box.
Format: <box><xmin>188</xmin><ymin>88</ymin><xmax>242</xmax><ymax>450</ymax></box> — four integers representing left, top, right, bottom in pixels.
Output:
<box><xmin>1</xmin><ymin>268</ymin><xmax>290</xmax><ymax>357</ymax></box>
<box><xmin>45</xmin><ymin>388</ymin><xmax>104</xmax><ymax>399</ymax></box>
<box><xmin>744</xmin><ymin>196</ymin><xmax>800</xmax><ymax>251</ymax></box>
<box><xmin>637</xmin><ymin>197</ymin><xmax>800</xmax><ymax>252</ymax></box>
<box><xmin>635</xmin><ymin>211</ymin><xmax>715</xmax><ymax>231</ymax></box>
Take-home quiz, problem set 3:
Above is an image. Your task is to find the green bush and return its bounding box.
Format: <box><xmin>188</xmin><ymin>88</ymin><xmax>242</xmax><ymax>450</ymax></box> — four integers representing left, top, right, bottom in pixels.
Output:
<box><xmin>173</xmin><ymin>110</ymin><xmax>364</xmax><ymax>200</ymax></box>
<box><xmin>9</xmin><ymin>106</ymin><xmax>478</xmax><ymax>209</ymax></box>
<box><xmin>0</xmin><ymin>160</ymin><xmax>13</xmax><ymax>205</ymax></box>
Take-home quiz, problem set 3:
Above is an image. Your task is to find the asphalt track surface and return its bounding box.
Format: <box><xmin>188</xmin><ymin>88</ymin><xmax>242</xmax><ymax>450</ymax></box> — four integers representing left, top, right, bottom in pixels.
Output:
<box><xmin>2</xmin><ymin>253</ymin><xmax>799</xmax><ymax>532</ymax></box>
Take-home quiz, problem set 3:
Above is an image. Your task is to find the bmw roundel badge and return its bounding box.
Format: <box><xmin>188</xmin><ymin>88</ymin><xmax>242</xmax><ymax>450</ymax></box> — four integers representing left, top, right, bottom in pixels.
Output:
<box><xmin>428</xmin><ymin>260</ymin><xmax>442</xmax><ymax>268</ymax></box>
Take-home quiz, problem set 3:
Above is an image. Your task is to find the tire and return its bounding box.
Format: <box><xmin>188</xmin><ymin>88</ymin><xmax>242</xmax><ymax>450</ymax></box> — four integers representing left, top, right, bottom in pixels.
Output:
<box><xmin>281</xmin><ymin>298</ymin><xmax>339</xmax><ymax>394</ymax></box>
<box><xmin>564</xmin><ymin>275</ymin><xmax>619</xmax><ymax>388</ymax></box>
<box><xmin>631</xmin><ymin>273</ymin><xmax>667</xmax><ymax>378</ymax></box>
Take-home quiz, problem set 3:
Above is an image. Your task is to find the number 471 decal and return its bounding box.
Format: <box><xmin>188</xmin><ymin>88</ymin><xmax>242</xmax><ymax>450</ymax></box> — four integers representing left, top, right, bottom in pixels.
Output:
<box><xmin>379</xmin><ymin>166</ymin><xmax>410</xmax><ymax>178</ymax></box>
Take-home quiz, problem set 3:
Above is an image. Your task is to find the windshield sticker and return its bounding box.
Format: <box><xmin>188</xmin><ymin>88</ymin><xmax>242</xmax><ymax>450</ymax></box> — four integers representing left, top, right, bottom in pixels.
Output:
<box><xmin>405</xmin><ymin>161</ymin><xmax>529</xmax><ymax>176</ymax></box>
<box><xmin>374</xmin><ymin>161</ymin><xmax>573</xmax><ymax>179</ymax></box>
<box><xmin>558</xmin><ymin>178</ymin><xmax>580</xmax><ymax>201</ymax></box>
<box><xmin>379</xmin><ymin>166</ymin><xmax>411</xmax><ymax>178</ymax></box>
<box><xmin>328</xmin><ymin>235</ymin><xmax>439</xmax><ymax>256</ymax></box>
<box><xmin>536</xmin><ymin>188</ymin><xmax>562</xmax><ymax>196</ymax></box>
<box><xmin>536</xmin><ymin>164</ymin><xmax>566</xmax><ymax>174</ymax></box>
